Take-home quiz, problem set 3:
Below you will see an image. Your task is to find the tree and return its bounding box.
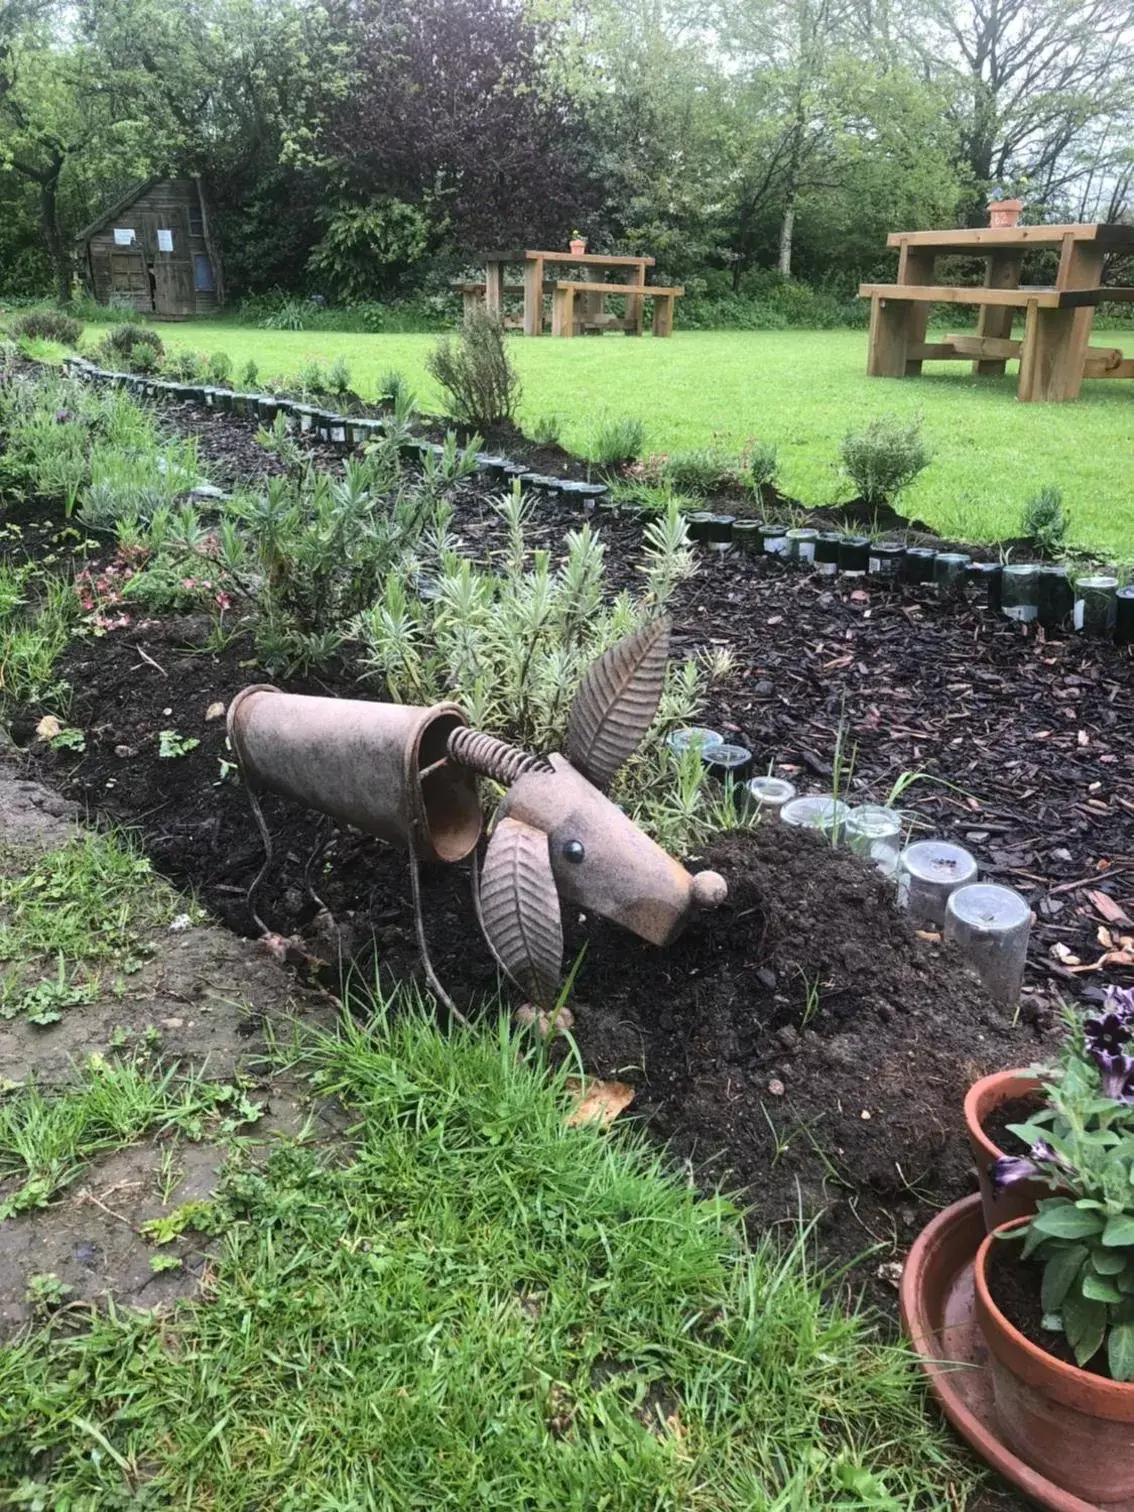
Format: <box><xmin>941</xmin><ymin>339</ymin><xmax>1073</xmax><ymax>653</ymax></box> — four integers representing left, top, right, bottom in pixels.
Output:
<box><xmin>316</xmin><ymin>0</ymin><xmax>601</xmax><ymax>280</ymax></box>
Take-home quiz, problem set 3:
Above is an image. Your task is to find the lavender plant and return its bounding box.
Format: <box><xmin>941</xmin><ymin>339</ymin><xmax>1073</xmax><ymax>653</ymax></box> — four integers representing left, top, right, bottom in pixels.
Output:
<box><xmin>993</xmin><ymin>987</ymin><xmax>1134</xmax><ymax>1379</ymax></box>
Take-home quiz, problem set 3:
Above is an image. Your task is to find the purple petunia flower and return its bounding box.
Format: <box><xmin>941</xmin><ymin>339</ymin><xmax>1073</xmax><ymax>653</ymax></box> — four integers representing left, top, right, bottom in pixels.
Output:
<box><xmin>989</xmin><ymin>1140</ymin><xmax>1072</xmax><ymax>1195</ymax></box>
<box><xmin>1105</xmin><ymin>986</ymin><xmax>1134</xmax><ymax>1023</ymax></box>
<box><xmin>1085</xmin><ymin>1012</ymin><xmax>1132</xmax><ymax>1058</ymax></box>
<box><xmin>1093</xmin><ymin>1050</ymin><xmax>1134</xmax><ymax>1103</ymax></box>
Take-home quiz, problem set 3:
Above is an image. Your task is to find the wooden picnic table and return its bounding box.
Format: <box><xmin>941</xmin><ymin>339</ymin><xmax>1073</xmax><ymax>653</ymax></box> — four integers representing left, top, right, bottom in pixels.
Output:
<box><xmin>858</xmin><ymin>223</ymin><xmax>1134</xmax><ymax>401</ymax></box>
<box><xmin>473</xmin><ymin>250</ymin><xmax>682</xmax><ymax>337</ymax></box>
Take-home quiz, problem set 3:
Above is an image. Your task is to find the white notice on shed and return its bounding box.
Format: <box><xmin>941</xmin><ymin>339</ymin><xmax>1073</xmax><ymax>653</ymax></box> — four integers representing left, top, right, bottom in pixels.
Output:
<box><xmin>157</xmin><ymin>229</ymin><xmax>174</xmax><ymax>252</ymax></box>
<box><xmin>113</xmin><ymin>228</ymin><xmax>135</xmax><ymax>246</ymax></box>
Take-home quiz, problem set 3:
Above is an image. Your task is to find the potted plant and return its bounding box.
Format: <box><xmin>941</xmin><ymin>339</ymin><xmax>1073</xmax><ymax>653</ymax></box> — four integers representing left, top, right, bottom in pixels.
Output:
<box><xmin>988</xmin><ymin>184</ymin><xmax>1024</xmax><ymax>228</ymax></box>
<box><xmin>975</xmin><ymin>987</ymin><xmax>1134</xmax><ymax>1500</ymax></box>
<box><xmin>964</xmin><ymin>1067</ymin><xmax>1047</xmax><ymax>1228</ymax></box>
<box><xmin>569</xmin><ymin>231</ymin><xmax>587</xmax><ymax>256</ymax></box>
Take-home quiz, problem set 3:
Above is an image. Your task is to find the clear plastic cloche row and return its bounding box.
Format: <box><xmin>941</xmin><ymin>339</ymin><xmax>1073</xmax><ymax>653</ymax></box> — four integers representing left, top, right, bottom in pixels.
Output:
<box><xmin>666</xmin><ymin>727</ymin><xmax>1031</xmax><ymax>1008</ymax></box>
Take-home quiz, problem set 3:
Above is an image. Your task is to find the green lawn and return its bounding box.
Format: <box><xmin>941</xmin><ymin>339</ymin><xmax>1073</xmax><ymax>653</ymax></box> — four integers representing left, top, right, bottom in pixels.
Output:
<box><xmin>85</xmin><ymin>320</ymin><xmax>1134</xmax><ymax>559</ymax></box>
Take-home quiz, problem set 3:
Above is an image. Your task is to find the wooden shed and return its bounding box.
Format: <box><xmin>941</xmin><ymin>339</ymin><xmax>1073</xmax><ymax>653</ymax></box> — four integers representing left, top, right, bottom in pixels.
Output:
<box><xmin>75</xmin><ymin>177</ymin><xmax>224</xmax><ymax>318</ymax></box>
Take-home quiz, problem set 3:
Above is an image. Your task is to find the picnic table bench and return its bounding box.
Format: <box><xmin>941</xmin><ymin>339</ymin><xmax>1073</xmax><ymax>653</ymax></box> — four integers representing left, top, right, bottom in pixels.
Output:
<box><xmin>464</xmin><ymin>249</ymin><xmax>682</xmax><ymax>336</ymax></box>
<box><xmin>858</xmin><ymin>223</ymin><xmax>1134</xmax><ymax>401</ymax></box>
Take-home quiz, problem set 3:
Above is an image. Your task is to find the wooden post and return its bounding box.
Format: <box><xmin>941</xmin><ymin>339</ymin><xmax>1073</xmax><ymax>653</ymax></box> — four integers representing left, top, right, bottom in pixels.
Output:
<box><xmin>523</xmin><ymin>255</ymin><xmax>544</xmax><ymax>336</ymax></box>
<box><xmin>484</xmin><ymin>259</ymin><xmax>505</xmax><ymax>318</ymax></box>
<box><xmin>866</xmin><ymin>295</ymin><xmax>910</xmax><ymax>377</ymax></box>
<box><xmin>552</xmin><ymin>285</ymin><xmax>575</xmax><ymax>337</ymax></box>
<box><xmin>625</xmin><ymin>260</ymin><xmax>646</xmax><ymax>335</ymax></box>
<box><xmin>974</xmin><ymin>251</ymin><xmax>1023</xmax><ymax>375</ymax></box>
<box><xmin>651</xmin><ymin>292</ymin><xmax>674</xmax><ymax>337</ymax></box>
<box><xmin>896</xmin><ymin>241</ymin><xmax>935</xmax><ymax>374</ymax></box>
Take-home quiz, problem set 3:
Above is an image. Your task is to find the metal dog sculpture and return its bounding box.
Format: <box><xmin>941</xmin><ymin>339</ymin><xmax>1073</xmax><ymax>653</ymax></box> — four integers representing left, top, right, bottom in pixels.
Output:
<box><xmin>227</xmin><ymin>619</ymin><xmax>727</xmax><ymax>1011</ymax></box>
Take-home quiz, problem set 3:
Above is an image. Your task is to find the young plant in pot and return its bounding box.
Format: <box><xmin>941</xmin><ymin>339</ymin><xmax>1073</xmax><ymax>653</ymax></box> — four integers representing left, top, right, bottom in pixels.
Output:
<box><xmin>976</xmin><ymin>988</ymin><xmax>1134</xmax><ymax>1501</ymax></box>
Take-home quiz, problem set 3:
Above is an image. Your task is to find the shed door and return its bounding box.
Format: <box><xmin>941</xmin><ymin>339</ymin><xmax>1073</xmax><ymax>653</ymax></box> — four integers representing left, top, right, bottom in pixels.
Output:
<box><xmin>144</xmin><ymin>209</ymin><xmax>195</xmax><ymax>317</ymax></box>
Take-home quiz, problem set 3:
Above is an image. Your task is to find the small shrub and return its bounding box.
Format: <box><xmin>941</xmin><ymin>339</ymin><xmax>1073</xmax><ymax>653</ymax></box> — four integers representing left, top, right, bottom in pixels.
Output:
<box><xmin>259</xmin><ymin>297</ymin><xmax>308</xmax><ymax>331</ymax></box>
<box><xmin>379</xmin><ymin>369</ymin><xmax>415</xmax><ymax>414</ymax></box>
<box><xmin>529</xmin><ymin>414</ymin><xmax>562</xmax><ymax>446</ymax></box>
<box><xmin>1021</xmin><ymin>484</ymin><xmax>1068</xmax><ymax>556</ymax></box>
<box><xmin>743</xmin><ymin>440</ymin><xmax>779</xmax><ymax>490</ymax></box>
<box><xmin>207</xmin><ymin>351</ymin><xmax>234</xmax><ymax>386</ymax></box>
<box><xmin>97</xmin><ymin>323</ymin><xmax>164</xmax><ymax>369</ymax></box>
<box><xmin>327</xmin><ymin>355</ymin><xmax>352</xmax><ymax>396</ymax></box>
<box><xmin>662</xmin><ymin>446</ymin><xmax>736</xmax><ymax>493</ymax></box>
<box><xmin>297</xmin><ymin>358</ymin><xmax>328</xmax><ymax>396</ymax></box>
<box><xmin>839</xmin><ymin>414</ymin><xmax>930</xmax><ymax>507</ymax></box>
<box><xmin>8</xmin><ymin>310</ymin><xmax>83</xmax><ymax>347</ymax></box>
<box><xmin>162</xmin><ymin>350</ymin><xmax>206</xmax><ymax>383</ymax></box>
<box><xmin>426</xmin><ymin>310</ymin><xmax>521</xmax><ymax>428</ymax></box>
<box><xmin>240</xmin><ymin>358</ymin><xmax>260</xmax><ymax>388</ymax></box>
<box><xmin>587</xmin><ymin>414</ymin><xmax>646</xmax><ymax>466</ymax></box>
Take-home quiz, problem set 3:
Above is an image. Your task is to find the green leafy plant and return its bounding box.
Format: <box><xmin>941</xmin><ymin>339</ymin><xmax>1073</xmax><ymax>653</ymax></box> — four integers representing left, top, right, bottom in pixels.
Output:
<box><xmin>25</xmin><ymin>1272</ymin><xmax>73</xmax><ymax>1314</ymax></box>
<box><xmin>297</xmin><ymin>358</ymin><xmax>328</xmax><ymax>397</ymax></box>
<box><xmin>95</xmin><ymin>323</ymin><xmax>164</xmax><ymax>370</ymax></box>
<box><xmin>992</xmin><ymin>988</ymin><xmax>1134</xmax><ymax>1378</ymax></box>
<box><xmin>1022</xmin><ymin>484</ymin><xmax>1069</xmax><ymax>556</ymax></box>
<box><xmin>158</xmin><ymin>730</ymin><xmax>200</xmax><ymax>758</ymax></box>
<box><xmin>47</xmin><ymin>725</ymin><xmax>85</xmax><ymax>752</ymax></box>
<box><xmin>426</xmin><ymin>310</ymin><xmax>521</xmax><ymax>428</ymax></box>
<box><xmin>240</xmin><ymin>357</ymin><xmax>260</xmax><ymax>388</ymax></box>
<box><xmin>587</xmin><ymin>413</ymin><xmax>646</xmax><ymax>466</ymax></box>
<box><xmin>839</xmin><ymin>414</ymin><xmax>930</xmax><ymax>507</ymax></box>
<box><xmin>379</xmin><ymin>368</ymin><xmax>415</xmax><ymax>413</ymax></box>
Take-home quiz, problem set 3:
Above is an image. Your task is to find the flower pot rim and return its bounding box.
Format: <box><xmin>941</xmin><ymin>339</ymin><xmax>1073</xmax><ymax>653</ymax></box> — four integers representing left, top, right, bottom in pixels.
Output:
<box><xmin>964</xmin><ymin>1066</ymin><xmax>1045</xmax><ymax>1165</ymax></box>
<box><xmin>976</xmin><ymin>1218</ymin><xmax>1134</xmax><ymax>1420</ymax></box>
<box><xmin>989</xmin><ymin>196</ymin><xmax>1024</xmax><ymax>209</ymax></box>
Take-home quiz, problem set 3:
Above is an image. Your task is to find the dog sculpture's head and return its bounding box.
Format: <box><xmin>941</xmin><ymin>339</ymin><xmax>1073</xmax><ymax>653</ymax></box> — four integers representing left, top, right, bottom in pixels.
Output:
<box><xmin>477</xmin><ymin>619</ymin><xmax>727</xmax><ymax>1007</ymax></box>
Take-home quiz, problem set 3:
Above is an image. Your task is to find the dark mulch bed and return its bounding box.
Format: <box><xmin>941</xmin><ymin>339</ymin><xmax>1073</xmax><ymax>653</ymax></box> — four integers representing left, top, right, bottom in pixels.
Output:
<box><xmin>6</xmin><ymin>401</ymin><xmax>1134</xmax><ymax>1281</ymax></box>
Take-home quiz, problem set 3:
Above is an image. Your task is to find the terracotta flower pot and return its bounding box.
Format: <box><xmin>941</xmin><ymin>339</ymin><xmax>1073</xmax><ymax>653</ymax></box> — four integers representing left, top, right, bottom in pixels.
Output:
<box><xmin>975</xmin><ymin>1219</ymin><xmax>1134</xmax><ymax>1503</ymax></box>
<box><xmin>989</xmin><ymin>198</ymin><xmax>1023</xmax><ymax>228</ymax></box>
<box><xmin>569</xmin><ymin>238</ymin><xmax>587</xmax><ymax>256</ymax></box>
<box><xmin>964</xmin><ymin>1068</ymin><xmax>1045</xmax><ymax>1229</ymax></box>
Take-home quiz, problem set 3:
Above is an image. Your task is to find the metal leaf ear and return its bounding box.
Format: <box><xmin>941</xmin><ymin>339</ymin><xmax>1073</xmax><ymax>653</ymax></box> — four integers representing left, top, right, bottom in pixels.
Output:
<box><xmin>479</xmin><ymin>817</ymin><xmax>564</xmax><ymax>1009</ymax></box>
<box><xmin>565</xmin><ymin>619</ymin><xmax>671</xmax><ymax>791</ymax></box>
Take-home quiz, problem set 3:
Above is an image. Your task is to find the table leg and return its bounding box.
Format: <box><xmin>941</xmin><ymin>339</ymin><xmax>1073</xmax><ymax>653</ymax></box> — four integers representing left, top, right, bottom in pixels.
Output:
<box><xmin>651</xmin><ymin>294</ymin><xmax>675</xmax><ymax>337</ymax></box>
<box><xmin>1018</xmin><ymin>301</ymin><xmax>1089</xmax><ymax>402</ymax></box>
<box><xmin>523</xmin><ymin>257</ymin><xmax>544</xmax><ymax>336</ymax></box>
<box><xmin>866</xmin><ymin>295</ymin><xmax>911</xmax><ymax>377</ymax></box>
<box><xmin>897</xmin><ymin>245</ymin><xmax>935</xmax><ymax>374</ymax></box>
<box><xmin>484</xmin><ymin>260</ymin><xmax>504</xmax><ymax>319</ymax></box>
<box><xmin>626</xmin><ymin>263</ymin><xmax>646</xmax><ymax>335</ymax></box>
<box><xmin>1057</xmin><ymin>235</ymin><xmax>1105</xmax><ymax>389</ymax></box>
<box><xmin>974</xmin><ymin>251</ymin><xmax>1023</xmax><ymax>375</ymax></box>
<box><xmin>552</xmin><ymin>285</ymin><xmax>575</xmax><ymax>338</ymax></box>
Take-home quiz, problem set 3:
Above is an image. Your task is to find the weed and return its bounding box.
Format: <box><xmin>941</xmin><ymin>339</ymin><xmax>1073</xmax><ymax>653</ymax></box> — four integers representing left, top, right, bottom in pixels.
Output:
<box><xmin>157</xmin><ymin>730</ymin><xmax>200</xmax><ymax>759</ymax></box>
<box><xmin>839</xmin><ymin>414</ymin><xmax>930</xmax><ymax>507</ymax></box>
<box><xmin>25</xmin><ymin>1272</ymin><xmax>74</xmax><ymax>1314</ymax></box>
<box><xmin>426</xmin><ymin>310</ymin><xmax>521</xmax><ymax>428</ymax></box>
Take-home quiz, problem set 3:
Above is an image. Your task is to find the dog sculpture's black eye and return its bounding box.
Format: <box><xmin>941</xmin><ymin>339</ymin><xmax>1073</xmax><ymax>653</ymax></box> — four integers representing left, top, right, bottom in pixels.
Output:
<box><xmin>562</xmin><ymin>840</ymin><xmax>585</xmax><ymax>863</ymax></box>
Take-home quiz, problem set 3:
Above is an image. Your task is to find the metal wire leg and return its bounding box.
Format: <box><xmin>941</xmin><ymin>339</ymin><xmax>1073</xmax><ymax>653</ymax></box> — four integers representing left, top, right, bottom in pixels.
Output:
<box><xmin>407</xmin><ymin>844</ymin><xmax>469</xmax><ymax>1028</ymax></box>
<box><xmin>245</xmin><ymin>785</ymin><xmax>273</xmax><ymax>937</ymax></box>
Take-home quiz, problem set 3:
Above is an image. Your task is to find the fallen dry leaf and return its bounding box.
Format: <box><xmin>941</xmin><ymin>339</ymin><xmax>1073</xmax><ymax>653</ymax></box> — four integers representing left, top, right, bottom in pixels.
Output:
<box><xmin>205</xmin><ymin>701</ymin><xmax>226</xmax><ymax>722</ymax></box>
<box><xmin>1050</xmin><ymin>941</ymin><xmax>1082</xmax><ymax>966</ymax></box>
<box><xmin>34</xmin><ymin>714</ymin><xmax>62</xmax><ymax>741</ymax></box>
<box><xmin>564</xmin><ymin>1077</ymin><xmax>635</xmax><ymax>1128</ymax></box>
<box><xmin>1089</xmin><ymin>890</ymin><xmax>1133</xmax><ymax>928</ymax></box>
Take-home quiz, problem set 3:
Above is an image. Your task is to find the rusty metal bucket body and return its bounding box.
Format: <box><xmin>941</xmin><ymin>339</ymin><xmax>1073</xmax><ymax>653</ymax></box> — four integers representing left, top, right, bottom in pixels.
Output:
<box><xmin>226</xmin><ymin>686</ymin><xmax>482</xmax><ymax>864</ymax></box>
<box><xmin>499</xmin><ymin>753</ymin><xmax>700</xmax><ymax>946</ymax></box>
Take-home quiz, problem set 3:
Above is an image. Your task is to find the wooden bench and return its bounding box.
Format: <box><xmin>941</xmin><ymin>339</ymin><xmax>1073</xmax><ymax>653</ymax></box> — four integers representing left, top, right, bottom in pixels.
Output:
<box><xmin>860</xmin><ymin>281</ymin><xmax>1134</xmax><ymax>400</ymax></box>
<box><xmin>552</xmin><ymin>281</ymin><xmax>684</xmax><ymax>338</ymax></box>
<box><xmin>454</xmin><ymin>280</ymin><xmax>557</xmax><ymax>328</ymax></box>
